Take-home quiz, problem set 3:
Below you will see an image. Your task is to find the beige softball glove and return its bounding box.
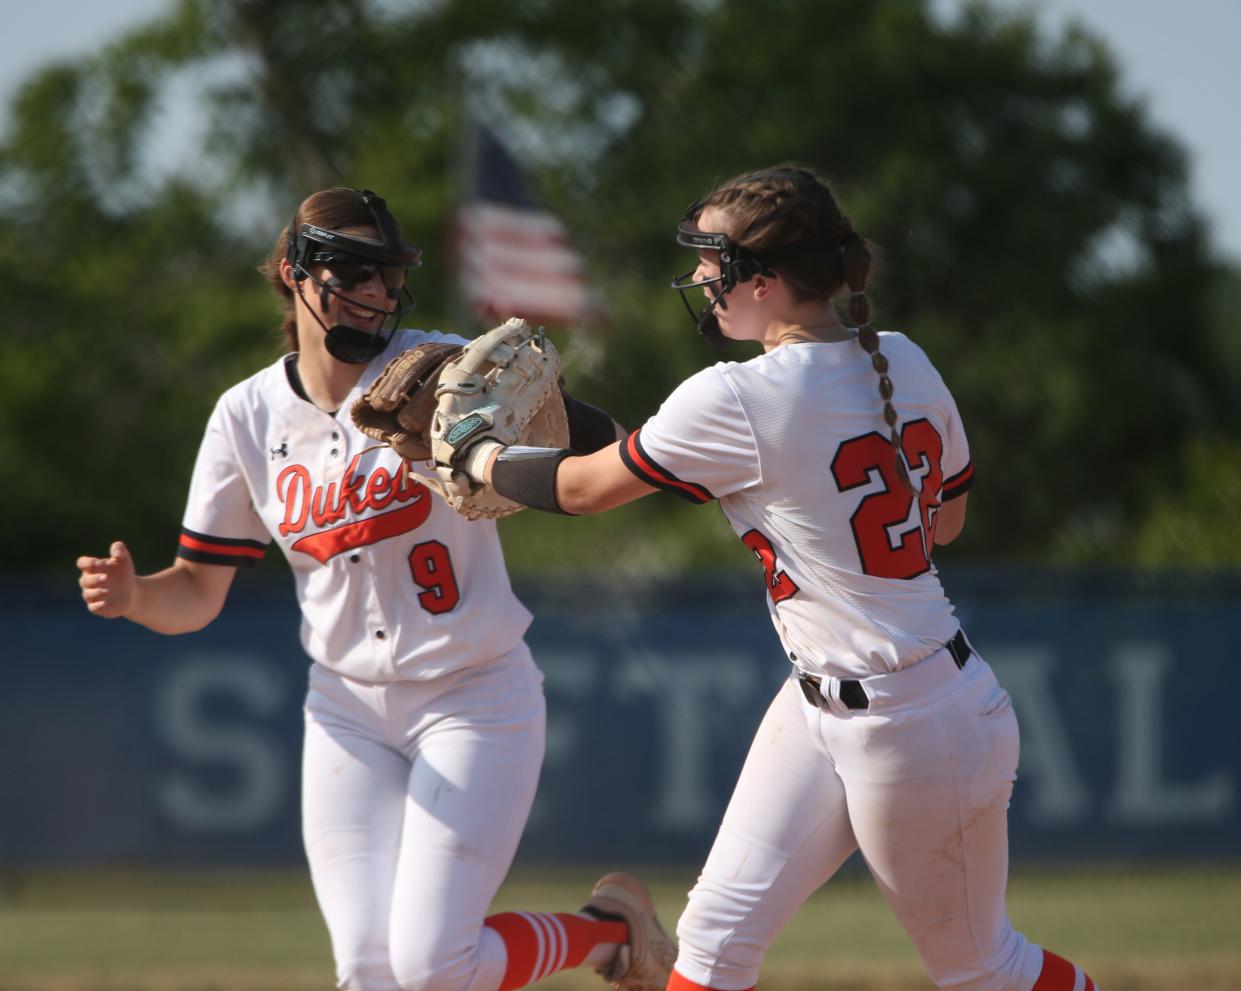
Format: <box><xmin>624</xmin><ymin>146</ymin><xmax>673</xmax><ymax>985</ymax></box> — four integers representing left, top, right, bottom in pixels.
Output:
<box><xmin>427</xmin><ymin>317</ymin><xmax>569</xmax><ymax>520</ymax></box>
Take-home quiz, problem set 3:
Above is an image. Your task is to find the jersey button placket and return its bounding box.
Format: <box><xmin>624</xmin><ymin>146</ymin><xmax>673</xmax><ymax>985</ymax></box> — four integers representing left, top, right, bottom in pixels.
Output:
<box><xmin>367</xmin><ymin>581</ymin><xmax>397</xmax><ymax>676</ymax></box>
<box><xmin>322</xmin><ymin>427</ymin><xmax>348</xmax><ymax>480</ymax></box>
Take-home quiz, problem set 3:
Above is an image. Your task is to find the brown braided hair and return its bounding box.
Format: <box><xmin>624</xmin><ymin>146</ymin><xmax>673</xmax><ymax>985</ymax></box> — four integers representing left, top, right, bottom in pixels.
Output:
<box><xmin>259</xmin><ymin>187</ymin><xmax>392</xmax><ymax>353</ymax></box>
<box><xmin>699</xmin><ymin>164</ymin><xmax>912</xmax><ymax>491</ymax></box>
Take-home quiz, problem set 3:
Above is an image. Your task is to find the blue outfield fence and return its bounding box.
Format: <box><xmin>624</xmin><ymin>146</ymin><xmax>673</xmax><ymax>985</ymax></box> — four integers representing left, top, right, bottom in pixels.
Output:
<box><xmin>2</xmin><ymin>568</ymin><xmax>1239</xmax><ymax>866</ymax></box>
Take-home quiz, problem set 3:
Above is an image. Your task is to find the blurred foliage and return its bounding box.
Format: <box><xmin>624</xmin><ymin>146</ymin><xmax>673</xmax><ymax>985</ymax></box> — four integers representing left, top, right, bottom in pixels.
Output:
<box><xmin>2</xmin><ymin>0</ymin><xmax>1240</xmax><ymax>579</ymax></box>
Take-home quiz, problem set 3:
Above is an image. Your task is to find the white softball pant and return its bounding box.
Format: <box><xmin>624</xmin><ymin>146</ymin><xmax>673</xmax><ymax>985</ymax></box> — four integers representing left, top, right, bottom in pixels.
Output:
<box><xmin>675</xmin><ymin>646</ymin><xmax>1048</xmax><ymax>991</ymax></box>
<box><xmin>302</xmin><ymin>645</ymin><xmax>546</xmax><ymax>991</ymax></box>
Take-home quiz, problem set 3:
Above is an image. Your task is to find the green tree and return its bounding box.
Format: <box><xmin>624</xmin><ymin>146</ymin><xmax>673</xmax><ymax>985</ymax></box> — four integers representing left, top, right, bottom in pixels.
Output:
<box><xmin>2</xmin><ymin>0</ymin><xmax>1238</xmax><ymax>578</ymax></box>
<box><xmin>570</xmin><ymin>1</ymin><xmax>1237</xmax><ymax>564</ymax></box>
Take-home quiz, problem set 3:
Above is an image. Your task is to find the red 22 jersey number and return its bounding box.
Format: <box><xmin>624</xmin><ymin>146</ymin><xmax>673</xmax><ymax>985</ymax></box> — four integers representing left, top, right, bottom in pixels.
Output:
<box><xmin>741</xmin><ymin>530</ymin><xmax>800</xmax><ymax>604</ymax></box>
<box><xmin>830</xmin><ymin>418</ymin><xmax>944</xmax><ymax>580</ymax></box>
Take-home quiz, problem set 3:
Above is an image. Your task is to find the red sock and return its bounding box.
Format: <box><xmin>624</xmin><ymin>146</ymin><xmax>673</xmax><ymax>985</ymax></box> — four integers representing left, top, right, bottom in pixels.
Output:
<box><xmin>667</xmin><ymin>969</ymin><xmax>753</xmax><ymax>991</ymax></box>
<box><xmin>486</xmin><ymin>911</ymin><xmax>629</xmax><ymax>991</ymax></box>
<box><xmin>1032</xmin><ymin>949</ymin><xmax>1097</xmax><ymax>991</ymax></box>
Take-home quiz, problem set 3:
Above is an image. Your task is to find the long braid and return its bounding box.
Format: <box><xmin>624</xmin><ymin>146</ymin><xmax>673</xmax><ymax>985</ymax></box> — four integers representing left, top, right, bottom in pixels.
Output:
<box><xmin>842</xmin><ymin>235</ymin><xmax>913</xmax><ymax>493</ymax></box>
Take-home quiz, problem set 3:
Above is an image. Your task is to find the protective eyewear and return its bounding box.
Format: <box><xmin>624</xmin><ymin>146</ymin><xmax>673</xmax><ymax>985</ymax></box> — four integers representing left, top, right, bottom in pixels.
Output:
<box><xmin>288</xmin><ymin>192</ymin><xmax>422</xmax><ymax>298</ymax></box>
<box><xmin>310</xmin><ymin>250</ymin><xmax>407</xmax><ymax>291</ymax></box>
<box><xmin>671</xmin><ymin>200</ymin><xmax>769</xmax><ymax>329</ymax></box>
<box><xmin>675</xmin><ymin>200</ymin><xmax>739</xmax><ymax>257</ymax></box>
<box><xmin>671</xmin><ymin>202</ymin><xmax>726</xmax><ymax>302</ymax></box>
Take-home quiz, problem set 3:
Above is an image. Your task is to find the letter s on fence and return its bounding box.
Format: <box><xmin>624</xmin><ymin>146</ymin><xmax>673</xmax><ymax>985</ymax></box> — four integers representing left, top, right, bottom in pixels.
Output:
<box><xmin>154</xmin><ymin>653</ymin><xmax>288</xmax><ymax>834</ymax></box>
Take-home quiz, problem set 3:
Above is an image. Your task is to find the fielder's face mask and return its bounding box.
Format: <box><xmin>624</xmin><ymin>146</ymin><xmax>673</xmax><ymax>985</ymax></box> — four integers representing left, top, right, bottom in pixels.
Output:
<box><xmin>287</xmin><ymin>189</ymin><xmax>423</xmax><ymax>364</ymax></box>
<box><xmin>671</xmin><ymin>201</ymin><xmax>773</xmax><ymax>348</ymax></box>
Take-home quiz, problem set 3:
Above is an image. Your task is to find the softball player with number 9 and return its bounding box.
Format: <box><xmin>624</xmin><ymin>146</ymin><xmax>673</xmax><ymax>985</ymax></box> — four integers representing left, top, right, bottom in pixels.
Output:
<box><xmin>74</xmin><ymin>186</ymin><xmax>675</xmax><ymax>991</ymax></box>
<box><xmin>461</xmin><ymin>165</ymin><xmax>1101</xmax><ymax>991</ymax></box>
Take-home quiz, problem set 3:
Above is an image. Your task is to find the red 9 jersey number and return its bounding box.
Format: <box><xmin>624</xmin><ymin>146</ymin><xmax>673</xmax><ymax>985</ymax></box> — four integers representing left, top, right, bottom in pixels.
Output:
<box><xmin>408</xmin><ymin>540</ymin><xmax>461</xmax><ymax>614</ymax></box>
<box><xmin>830</xmin><ymin>418</ymin><xmax>944</xmax><ymax>580</ymax></box>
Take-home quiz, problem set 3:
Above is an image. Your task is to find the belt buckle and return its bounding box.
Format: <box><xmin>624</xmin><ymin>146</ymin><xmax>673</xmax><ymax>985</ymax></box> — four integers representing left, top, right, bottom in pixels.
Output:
<box><xmin>799</xmin><ymin>672</ymin><xmax>867</xmax><ymax>711</ymax></box>
<box><xmin>838</xmin><ymin>679</ymin><xmax>869</xmax><ymax>710</ymax></box>
<box><xmin>798</xmin><ymin>672</ymin><xmax>827</xmax><ymax>708</ymax></box>
<box><xmin>947</xmin><ymin>629</ymin><xmax>971</xmax><ymax>670</ymax></box>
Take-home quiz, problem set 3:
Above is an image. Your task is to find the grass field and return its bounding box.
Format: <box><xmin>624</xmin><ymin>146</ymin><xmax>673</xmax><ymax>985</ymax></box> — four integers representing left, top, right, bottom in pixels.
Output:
<box><xmin>1</xmin><ymin>863</ymin><xmax>1238</xmax><ymax>991</ymax></box>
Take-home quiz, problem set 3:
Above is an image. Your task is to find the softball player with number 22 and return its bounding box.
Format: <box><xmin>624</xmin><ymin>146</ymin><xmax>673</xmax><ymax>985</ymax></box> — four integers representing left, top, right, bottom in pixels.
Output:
<box><xmin>459</xmin><ymin>165</ymin><xmax>1102</xmax><ymax>991</ymax></box>
<box><xmin>75</xmin><ymin>186</ymin><xmax>675</xmax><ymax>991</ymax></box>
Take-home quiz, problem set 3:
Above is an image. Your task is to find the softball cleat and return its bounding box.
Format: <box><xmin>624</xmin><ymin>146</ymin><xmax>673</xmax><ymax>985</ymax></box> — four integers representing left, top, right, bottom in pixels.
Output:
<box><xmin>582</xmin><ymin>872</ymin><xmax>677</xmax><ymax>991</ymax></box>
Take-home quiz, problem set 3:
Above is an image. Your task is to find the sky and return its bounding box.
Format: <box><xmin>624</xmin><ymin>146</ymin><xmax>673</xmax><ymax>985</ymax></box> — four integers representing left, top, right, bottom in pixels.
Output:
<box><xmin>4</xmin><ymin>0</ymin><xmax>1240</xmax><ymax>263</ymax></box>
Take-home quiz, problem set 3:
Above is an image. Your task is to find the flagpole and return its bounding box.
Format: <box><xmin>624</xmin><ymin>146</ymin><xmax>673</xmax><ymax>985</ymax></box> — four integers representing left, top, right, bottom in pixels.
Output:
<box><xmin>449</xmin><ymin>67</ymin><xmax>480</xmax><ymax>336</ymax></box>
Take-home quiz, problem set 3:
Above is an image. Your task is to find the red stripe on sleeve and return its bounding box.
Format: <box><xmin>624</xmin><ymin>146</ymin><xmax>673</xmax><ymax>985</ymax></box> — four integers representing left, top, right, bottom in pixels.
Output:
<box><xmin>942</xmin><ymin>461</ymin><xmax>974</xmax><ymax>500</ymax></box>
<box><xmin>623</xmin><ymin>433</ymin><xmax>711</xmax><ymax>503</ymax></box>
<box><xmin>179</xmin><ymin>534</ymin><xmax>265</xmax><ymax>560</ymax></box>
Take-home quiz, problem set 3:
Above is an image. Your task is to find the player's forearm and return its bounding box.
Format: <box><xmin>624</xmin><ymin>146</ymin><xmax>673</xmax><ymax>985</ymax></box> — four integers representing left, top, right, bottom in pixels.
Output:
<box><xmin>933</xmin><ymin>493</ymin><xmax>968</xmax><ymax>545</ymax></box>
<box><xmin>480</xmin><ymin>442</ymin><xmax>653</xmax><ymax>515</ymax></box>
<box><xmin>555</xmin><ymin>447</ymin><xmax>654</xmax><ymax>514</ymax></box>
<box><xmin>123</xmin><ymin>565</ymin><xmax>229</xmax><ymax>634</ymax></box>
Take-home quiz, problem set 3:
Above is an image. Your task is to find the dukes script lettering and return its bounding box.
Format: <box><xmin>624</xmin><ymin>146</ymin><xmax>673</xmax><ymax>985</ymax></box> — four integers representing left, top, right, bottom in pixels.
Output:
<box><xmin>277</xmin><ymin>456</ymin><xmax>424</xmax><ymax>537</ymax></box>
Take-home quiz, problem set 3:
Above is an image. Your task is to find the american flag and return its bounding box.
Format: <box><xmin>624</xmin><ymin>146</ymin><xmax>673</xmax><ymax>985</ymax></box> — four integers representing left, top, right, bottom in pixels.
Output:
<box><xmin>455</xmin><ymin>125</ymin><xmax>599</xmax><ymax>327</ymax></box>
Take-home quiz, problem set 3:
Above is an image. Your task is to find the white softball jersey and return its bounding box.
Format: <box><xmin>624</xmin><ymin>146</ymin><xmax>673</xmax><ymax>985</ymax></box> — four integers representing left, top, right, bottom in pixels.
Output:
<box><xmin>621</xmin><ymin>332</ymin><xmax>973</xmax><ymax>680</ymax></box>
<box><xmin>177</xmin><ymin>329</ymin><xmax>532</xmax><ymax>683</ymax></box>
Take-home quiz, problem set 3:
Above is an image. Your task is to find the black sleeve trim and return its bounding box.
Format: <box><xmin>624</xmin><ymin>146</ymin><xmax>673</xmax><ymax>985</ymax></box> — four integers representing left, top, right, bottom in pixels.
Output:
<box><xmin>177</xmin><ymin>527</ymin><xmax>268</xmax><ymax>568</ymax></box>
<box><xmin>619</xmin><ymin>430</ymin><xmax>714</xmax><ymax>504</ymax></box>
<box><xmin>941</xmin><ymin>462</ymin><xmax>974</xmax><ymax>501</ymax></box>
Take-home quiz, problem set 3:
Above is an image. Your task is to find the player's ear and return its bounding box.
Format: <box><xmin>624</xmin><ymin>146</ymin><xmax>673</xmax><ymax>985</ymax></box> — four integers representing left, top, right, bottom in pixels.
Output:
<box><xmin>279</xmin><ymin>257</ymin><xmax>299</xmax><ymax>291</ymax></box>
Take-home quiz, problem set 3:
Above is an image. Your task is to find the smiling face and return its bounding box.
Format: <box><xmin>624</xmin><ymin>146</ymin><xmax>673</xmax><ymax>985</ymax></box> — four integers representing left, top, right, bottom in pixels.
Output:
<box><xmin>313</xmin><ymin>270</ymin><xmax>393</xmax><ymax>334</ymax></box>
<box><xmin>280</xmin><ymin>225</ymin><xmax>403</xmax><ymax>353</ymax></box>
<box><xmin>312</xmin><ymin>226</ymin><xmax>401</xmax><ymax>330</ymax></box>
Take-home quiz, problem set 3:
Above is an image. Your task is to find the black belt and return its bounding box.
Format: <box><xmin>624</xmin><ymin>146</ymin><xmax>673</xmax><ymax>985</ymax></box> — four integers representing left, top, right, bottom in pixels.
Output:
<box><xmin>797</xmin><ymin>629</ymin><xmax>972</xmax><ymax>711</ymax></box>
